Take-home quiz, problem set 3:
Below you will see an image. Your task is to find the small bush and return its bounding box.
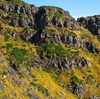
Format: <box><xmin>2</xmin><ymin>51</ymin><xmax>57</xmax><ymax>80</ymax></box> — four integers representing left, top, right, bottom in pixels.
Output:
<box><xmin>30</xmin><ymin>81</ymin><xmax>36</xmax><ymax>86</ymax></box>
<box><xmin>17</xmin><ymin>72</ymin><xmax>24</xmax><ymax>78</ymax></box>
<box><xmin>50</xmin><ymin>28</ymin><xmax>56</xmax><ymax>32</ymax></box>
<box><xmin>83</xmin><ymin>33</ymin><xmax>92</xmax><ymax>41</ymax></box>
<box><xmin>55</xmin><ymin>45</ymin><xmax>70</xmax><ymax>58</ymax></box>
<box><xmin>6</xmin><ymin>43</ymin><xmax>13</xmax><ymax>50</ymax></box>
<box><xmin>26</xmin><ymin>60</ymin><xmax>32</xmax><ymax>67</ymax></box>
<box><xmin>45</xmin><ymin>43</ymin><xmax>55</xmax><ymax>55</ymax></box>
<box><xmin>45</xmin><ymin>12</ymin><xmax>53</xmax><ymax>17</ymax></box>
<box><xmin>4</xmin><ymin>32</ymin><xmax>10</xmax><ymax>42</ymax></box>
<box><xmin>5</xmin><ymin>0</ymin><xmax>24</xmax><ymax>3</ymax></box>
<box><xmin>45</xmin><ymin>44</ymin><xmax>71</xmax><ymax>58</ymax></box>
<box><xmin>71</xmin><ymin>50</ymin><xmax>79</xmax><ymax>56</ymax></box>
<box><xmin>2</xmin><ymin>71</ymin><xmax>8</xmax><ymax>75</ymax></box>
<box><xmin>37</xmin><ymin>47</ymin><xmax>44</xmax><ymax>56</ymax></box>
<box><xmin>37</xmin><ymin>43</ymin><xmax>71</xmax><ymax>58</ymax></box>
<box><xmin>43</xmin><ymin>28</ymin><xmax>56</xmax><ymax>34</ymax></box>
<box><xmin>10</xmin><ymin>47</ymin><xmax>27</xmax><ymax>63</ymax></box>
<box><xmin>71</xmin><ymin>76</ymin><xmax>83</xmax><ymax>84</ymax></box>
<box><xmin>87</xmin><ymin>70</ymin><xmax>91</xmax><ymax>72</ymax></box>
<box><xmin>0</xmin><ymin>9</ymin><xmax>4</xmax><ymax>14</ymax></box>
<box><xmin>30</xmin><ymin>74</ymin><xmax>36</xmax><ymax>78</ymax></box>
<box><xmin>37</xmin><ymin>84</ymin><xmax>49</xmax><ymax>96</ymax></box>
<box><xmin>54</xmin><ymin>13</ymin><xmax>62</xmax><ymax>18</ymax></box>
<box><xmin>68</xmin><ymin>32</ymin><xmax>77</xmax><ymax>36</ymax></box>
<box><xmin>9</xmin><ymin>12</ymin><xmax>24</xmax><ymax>18</ymax></box>
<box><xmin>30</xmin><ymin>81</ymin><xmax>49</xmax><ymax>96</ymax></box>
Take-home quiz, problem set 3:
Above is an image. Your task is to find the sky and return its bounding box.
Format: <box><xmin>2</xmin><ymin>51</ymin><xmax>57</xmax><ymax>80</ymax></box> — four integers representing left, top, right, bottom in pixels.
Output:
<box><xmin>23</xmin><ymin>0</ymin><xmax>100</xmax><ymax>19</ymax></box>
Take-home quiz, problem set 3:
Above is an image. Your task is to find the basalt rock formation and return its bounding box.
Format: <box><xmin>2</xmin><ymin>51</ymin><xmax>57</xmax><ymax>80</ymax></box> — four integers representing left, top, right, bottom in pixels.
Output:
<box><xmin>78</xmin><ymin>15</ymin><xmax>100</xmax><ymax>35</ymax></box>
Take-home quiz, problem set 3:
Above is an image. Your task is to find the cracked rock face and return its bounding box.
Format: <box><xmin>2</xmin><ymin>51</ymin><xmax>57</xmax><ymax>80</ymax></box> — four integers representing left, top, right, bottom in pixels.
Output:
<box><xmin>67</xmin><ymin>82</ymin><xmax>87</xmax><ymax>99</ymax></box>
<box><xmin>78</xmin><ymin>15</ymin><xmax>100</xmax><ymax>35</ymax></box>
<box><xmin>0</xmin><ymin>3</ymin><xmax>80</xmax><ymax>30</ymax></box>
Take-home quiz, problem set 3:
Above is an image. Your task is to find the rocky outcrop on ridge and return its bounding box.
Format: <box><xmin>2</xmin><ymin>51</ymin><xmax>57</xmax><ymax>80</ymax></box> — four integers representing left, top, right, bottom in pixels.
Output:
<box><xmin>0</xmin><ymin>2</ymin><xmax>79</xmax><ymax>30</ymax></box>
<box><xmin>78</xmin><ymin>15</ymin><xmax>100</xmax><ymax>35</ymax></box>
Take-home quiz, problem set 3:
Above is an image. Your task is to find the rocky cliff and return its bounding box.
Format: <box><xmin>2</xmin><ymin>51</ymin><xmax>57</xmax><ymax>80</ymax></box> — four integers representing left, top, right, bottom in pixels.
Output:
<box><xmin>0</xmin><ymin>0</ymin><xmax>100</xmax><ymax>99</ymax></box>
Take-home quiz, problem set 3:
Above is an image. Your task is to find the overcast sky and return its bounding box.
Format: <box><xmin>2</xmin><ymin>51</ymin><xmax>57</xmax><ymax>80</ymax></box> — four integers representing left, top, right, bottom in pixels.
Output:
<box><xmin>23</xmin><ymin>0</ymin><xmax>100</xmax><ymax>19</ymax></box>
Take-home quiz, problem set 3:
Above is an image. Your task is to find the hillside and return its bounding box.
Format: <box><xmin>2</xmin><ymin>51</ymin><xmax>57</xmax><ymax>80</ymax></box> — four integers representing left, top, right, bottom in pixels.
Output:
<box><xmin>0</xmin><ymin>0</ymin><xmax>100</xmax><ymax>99</ymax></box>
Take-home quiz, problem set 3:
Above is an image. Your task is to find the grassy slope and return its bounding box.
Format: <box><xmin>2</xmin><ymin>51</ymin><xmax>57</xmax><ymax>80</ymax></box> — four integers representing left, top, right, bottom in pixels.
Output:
<box><xmin>0</xmin><ymin>23</ymin><xmax>100</xmax><ymax>98</ymax></box>
<box><xmin>0</xmin><ymin>33</ymin><xmax>78</xmax><ymax>99</ymax></box>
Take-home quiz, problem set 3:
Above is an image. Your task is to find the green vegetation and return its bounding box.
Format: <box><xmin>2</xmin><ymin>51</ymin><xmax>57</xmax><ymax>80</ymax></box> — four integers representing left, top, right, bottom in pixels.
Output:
<box><xmin>10</xmin><ymin>47</ymin><xmax>27</xmax><ymax>63</ymax></box>
<box><xmin>71</xmin><ymin>76</ymin><xmax>83</xmax><ymax>84</ymax></box>
<box><xmin>30</xmin><ymin>82</ymin><xmax>49</xmax><ymax>96</ymax></box>
<box><xmin>30</xmin><ymin>74</ymin><xmax>36</xmax><ymax>78</ymax></box>
<box><xmin>4</xmin><ymin>32</ymin><xmax>10</xmax><ymax>42</ymax></box>
<box><xmin>21</xmin><ymin>28</ymin><xmax>36</xmax><ymax>34</ymax></box>
<box><xmin>25</xmin><ymin>60</ymin><xmax>32</xmax><ymax>67</ymax></box>
<box><xmin>37</xmin><ymin>46</ymin><xmax>44</xmax><ymax>56</ymax></box>
<box><xmin>42</xmin><ymin>6</ymin><xmax>63</xmax><ymax>11</ymax></box>
<box><xmin>4</xmin><ymin>0</ymin><xmax>24</xmax><ymax>3</ymax></box>
<box><xmin>0</xmin><ymin>9</ymin><xmax>4</xmax><ymax>14</ymax></box>
<box><xmin>45</xmin><ymin>12</ymin><xmax>53</xmax><ymax>17</ymax></box>
<box><xmin>45</xmin><ymin>12</ymin><xmax>62</xmax><ymax>18</ymax></box>
<box><xmin>6</xmin><ymin>43</ymin><xmax>13</xmax><ymax>50</ymax></box>
<box><xmin>68</xmin><ymin>31</ymin><xmax>77</xmax><ymax>36</ymax></box>
<box><xmin>2</xmin><ymin>70</ymin><xmax>8</xmax><ymax>75</ymax></box>
<box><xmin>71</xmin><ymin>50</ymin><xmax>79</xmax><ymax>56</ymax></box>
<box><xmin>30</xmin><ymin>81</ymin><xmax>36</xmax><ymax>86</ymax></box>
<box><xmin>82</xmin><ymin>33</ymin><xmax>92</xmax><ymax>41</ymax></box>
<box><xmin>37</xmin><ymin>43</ymin><xmax>71</xmax><ymax>58</ymax></box>
<box><xmin>42</xmin><ymin>28</ymin><xmax>56</xmax><ymax>33</ymax></box>
<box><xmin>45</xmin><ymin>43</ymin><xmax>71</xmax><ymax>58</ymax></box>
<box><xmin>54</xmin><ymin>13</ymin><xmax>62</xmax><ymax>18</ymax></box>
<box><xmin>42</xmin><ymin>6</ymin><xmax>56</xmax><ymax>9</ymax></box>
<box><xmin>9</xmin><ymin>12</ymin><xmax>24</xmax><ymax>18</ymax></box>
<box><xmin>17</xmin><ymin>72</ymin><xmax>24</xmax><ymax>78</ymax></box>
<box><xmin>87</xmin><ymin>70</ymin><xmax>91</xmax><ymax>72</ymax></box>
<box><xmin>0</xmin><ymin>1</ymin><xmax>100</xmax><ymax>99</ymax></box>
<box><xmin>37</xmin><ymin>84</ymin><xmax>49</xmax><ymax>96</ymax></box>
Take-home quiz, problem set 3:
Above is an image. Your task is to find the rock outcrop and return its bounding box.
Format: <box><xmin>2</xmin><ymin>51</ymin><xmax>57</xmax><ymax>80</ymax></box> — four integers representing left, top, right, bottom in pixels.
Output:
<box><xmin>67</xmin><ymin>82</ymin><xmax>87</xmax><ymax>99</ymax></box>
<box><xmin>78</xmin><ymin>15</ymin><xmax>100</xmax><ymax>35</ymax></box>
<box><xmin>0</xmin><ymin>3</ymin><xmax>80</xmax><ymax>30</ymax></box>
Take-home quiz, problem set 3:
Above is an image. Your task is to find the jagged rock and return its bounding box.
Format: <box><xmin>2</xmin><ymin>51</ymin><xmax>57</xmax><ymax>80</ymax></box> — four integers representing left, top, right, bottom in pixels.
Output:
<box><xmin>89</xmin><ymin>95</ymin><xmax>100</xmax><ymax>99</ymax></box>
<box><xmin>52</xmin><ymin>17</ymin><xmax>63</xmax><ymax>27</ymax></box>
<box><xmin>18</xmin><ymin>18</ymin><xmax>28</xmax><ymax>28</ymax></box>
<box><xmin>4</xmin><ymin>66</ymin><xmax>17</xmax><ymax>76</ymax></box>
<box><xmin>0</xmin><ymin>59</ymin><xmax>5</xmax><ymax>63</ymax></box>
<box><xmin>0</xmin><ymin>4</ymin><xmax>9</xmax><ymax>12</ymax></box>
<box><xmin>40</xmin><ymin>15</ymin><xmax>51</xmax><ymax>27</ymax></box>
<box><xmin>12</xmin><ymin>78</ymin><xmax>22</xmax><ymax>87</ymax></box>
<box><xmin>64</xmin><ymin>21</ymin><xmax>68</xmax><ymax>28</ymax></box>
<box><xmin>85</xmin><ymin>42</ymin><xmax>99</xmax><ymax>53</ymax></box>
<box><xmin>21</xmin><ymin>32</ymin><xmax>34</xmax><ymax>41</ymax></box>
<box><xmin>78</xmin><ymin>15</ymin><xmax>100</xmax><ymax>35</ymax></box>
<box><xmin>9</xmin><ymin>6</ymin><xmax>15</xmax><ymax>12</ymax></box>
<box><xmin>10</xmin><ymin>18</ymin><xmax>18</xmax><ymax>27</ymax></box>
<box><xmin>27</xmin><ymin>93</ymin><xmax>39</xmax><ymax>99</ymax></box>
<box><xmin>67</xmin><ymin>82</ymin><xmax>87</xmax><ymax>99</ymax></box>
<box><xmin>6</xmin><ymin>27</ymin><xmax>100</xmax><ymax>54</ymax></box>
<box><xmin>0</xmin><ymin>3</ymin><xmax>79</xmax><ymax>30</ymax></box>
<box><xmin>97</xmin><ymin>83</ymin><xmax>100</xmax><ymax>88</ymax></box>
<box><xmin>15</xmin><ymin>4</ymin><xmax>20</xmax><ymax>13</ymax></box>
<box><xmin>0</xmin><ymin>80</ymin><xmax>6</xmax><ymax>91</ymax></box>
<box><xmin>43</xmin><ymin>57</ymin><xmax>91</xmax><ymax>71</ymax></box>
<box><xmin>11</xmin><ymin>62</ymin><xmax>20</xmax><ymax>71</ymax></box>
<box><xmin>7</xmin><ymin>29</ymin><xmax>20</xmax><ymax>38</ymax></box>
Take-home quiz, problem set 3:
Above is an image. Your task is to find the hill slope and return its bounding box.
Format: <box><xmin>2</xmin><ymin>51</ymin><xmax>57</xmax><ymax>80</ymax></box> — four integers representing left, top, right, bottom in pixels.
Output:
<box><xmin>0</xmin><ymin>0</ymin><xmax>100</xmax><ymax>99</ymax></box>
